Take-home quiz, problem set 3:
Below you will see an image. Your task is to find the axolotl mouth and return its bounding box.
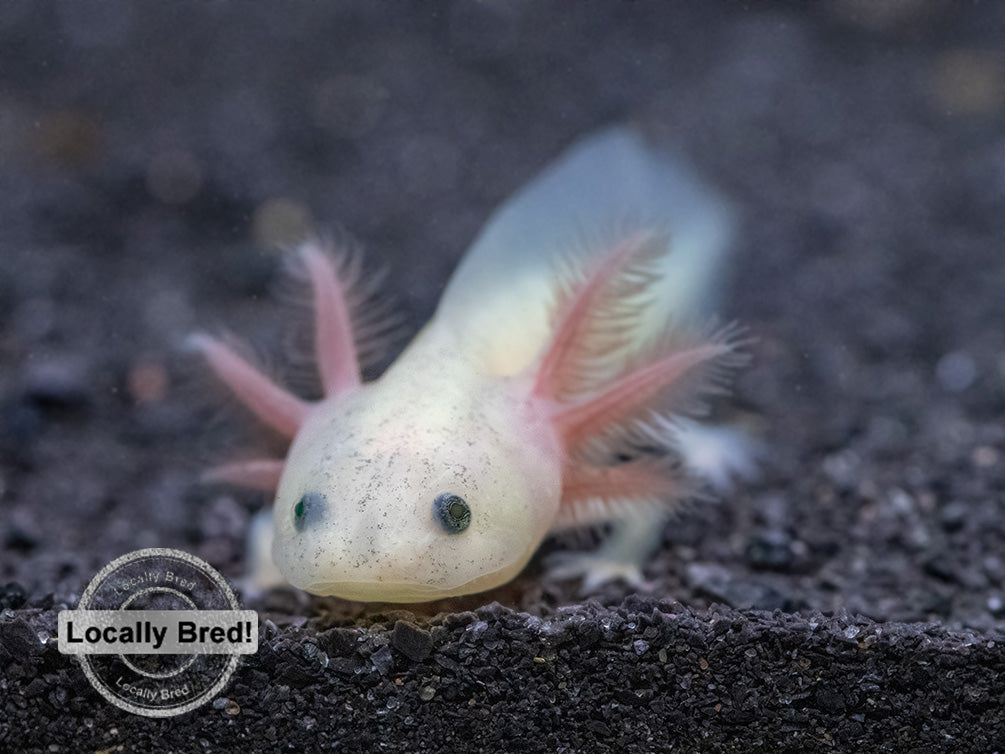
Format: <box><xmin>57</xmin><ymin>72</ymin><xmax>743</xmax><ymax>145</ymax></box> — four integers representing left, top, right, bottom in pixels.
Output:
<box><xmin>301</xmin><ymin>579</ymin><xmax>494</xmax><ymax>603</ymax></box>
<box><xmin>303</xmin><ymin>562</ymin><xmax>526</xmax><ymax>603</ymax></box>
<box><xmin>306</xmin><ymin>582</ymin><xmax>457</xmax><ymax>603</ymax></box>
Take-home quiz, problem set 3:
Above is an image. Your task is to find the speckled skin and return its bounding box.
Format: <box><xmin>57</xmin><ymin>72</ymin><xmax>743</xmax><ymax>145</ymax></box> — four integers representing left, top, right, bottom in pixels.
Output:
<box><xmin>273</xmin><ymin>326</ymin><xmax>562</xmax><ymax>601</ymax></box>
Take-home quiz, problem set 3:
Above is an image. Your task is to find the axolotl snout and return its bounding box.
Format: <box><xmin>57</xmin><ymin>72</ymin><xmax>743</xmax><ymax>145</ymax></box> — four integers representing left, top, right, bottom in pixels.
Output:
<box><xmin>192</xmin><ymin>127</ymin><xmax>748</xmax><ymax>602</ymax></box>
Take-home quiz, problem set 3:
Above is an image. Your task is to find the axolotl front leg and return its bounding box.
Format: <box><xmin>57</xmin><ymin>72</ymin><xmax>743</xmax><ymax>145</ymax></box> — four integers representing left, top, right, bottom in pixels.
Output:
<box><xmin>547</xmin><ymin>420</ymin><xmax>760</xmax><ymax>593</ymax></box>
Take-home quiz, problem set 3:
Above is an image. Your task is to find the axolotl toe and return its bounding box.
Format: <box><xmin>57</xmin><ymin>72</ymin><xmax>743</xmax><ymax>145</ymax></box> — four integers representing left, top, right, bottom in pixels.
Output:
<box><xmin>192</xmin><ymin>127</ymin><xmax>748</xmax><ymax>602</ymax></box>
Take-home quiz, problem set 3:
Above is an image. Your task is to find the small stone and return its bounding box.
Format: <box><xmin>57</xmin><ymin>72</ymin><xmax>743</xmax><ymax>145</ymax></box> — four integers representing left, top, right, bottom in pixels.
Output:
<box><xmin>938</xmin><ymin>501</ymin><xmax>968</xmax><ymax>532</ymax></box>
<box><xmin>987</xmin><ymin>595</ymin><xmax>1005</xmax><ymax>618</ymax></box>
<box><xmin>0</xmin><ymin>582</ymin><xmax>27</xmax><ymax>610</ymax></box>
<box><xmin>922</xmin><ymin>553</ymin><xmax>956</xmax><ymax>582</ymax></box>
<box><xmin>745</xmin><ymin>530</ymin><xmax>796</xmax><ymax>571</ymax></box>
<box><xmin>370</xmin><ymin>644</ymin><xmax>393</xmax><ymax>675</ymax></box>
<box><xmin>815</xmin><ymin>687</ymin><xmax>846</xmax><ymax>712</ymax></box>
<box><xmin>973</xmin><ymin>445</ymin><xmax>999</xmax><ymax>469</ymax></box>
<box><xmin>316</xmin><ymin>626</ymin><xmax>358</xmax><ymax>657</ymax></box>
<box><xmin>24</xmin><ymin>678</ymin><xmax>48</xmax><ymax>697</ymax></box>
<box><xmin>301</xmin><ymin>642</ymin><xmax>329</xmax><ymax>669</ymax></box>
<box><xmin>0</xmin><ymin>618</ymin><xmax>44</xmax><ymax>656</ymax></box>
<box><xmin>823</xmin><ymin>450</ymin><xmax>861</xmax><ymax>489</ymax></box>
<box><xmin>391</xmin><ymin>621</ymin><xmax>433</xmax><ymax>662</ymax></box>
<box><xmin>20</xmin><ymin>357</ymin><xmax>91</xmax><ymax>409</ymax></box>
<box><xmin>48</xmin><ymin>686</ymin><xmax>69</xmax><ymax>708</ymax></box>
<box><xmin>935</xmin><ymin>351</ymin><xmax>977</xmax><ymax>392</ymax></box>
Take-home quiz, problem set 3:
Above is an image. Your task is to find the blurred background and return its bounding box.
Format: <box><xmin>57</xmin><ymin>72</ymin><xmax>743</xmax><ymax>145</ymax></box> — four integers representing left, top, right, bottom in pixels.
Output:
<box><xmin>0</xmin><ymin>1</ymin><xmax>1003</xmax><ymax>624</ymax></box>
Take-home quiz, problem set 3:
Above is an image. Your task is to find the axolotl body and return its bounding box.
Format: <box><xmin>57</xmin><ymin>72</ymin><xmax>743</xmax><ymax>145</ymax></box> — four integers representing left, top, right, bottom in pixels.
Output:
<box><xmin>193</xmin><ymin>127</ymin><xmax>746</xmax><ymax>602</ymax></box>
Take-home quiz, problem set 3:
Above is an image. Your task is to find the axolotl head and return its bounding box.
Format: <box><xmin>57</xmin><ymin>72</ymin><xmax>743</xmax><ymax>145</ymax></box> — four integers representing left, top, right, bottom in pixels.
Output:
<box><xmin>270</xmin><ymin>367</ymin><xmax>562</xmax><ymax>602</ymax></box>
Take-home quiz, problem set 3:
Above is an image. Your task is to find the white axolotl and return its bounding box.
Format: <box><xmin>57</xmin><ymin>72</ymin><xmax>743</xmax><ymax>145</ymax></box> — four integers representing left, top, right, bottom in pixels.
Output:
<box><xmin>192</xmin><ymin>127</ymin><xmax>752</xmax><ymax>603</ymax></box>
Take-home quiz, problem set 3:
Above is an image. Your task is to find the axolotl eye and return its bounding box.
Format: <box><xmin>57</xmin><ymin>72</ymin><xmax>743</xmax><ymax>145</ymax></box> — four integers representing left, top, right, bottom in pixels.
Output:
<box><xmin>293</xmin><ymin>491</ymin><xmax>327</xmax><ymax>532</ymax></box>
<box><xmin>432</xmin><ymin>493</ymin><xmax>470</xmax><ymax>534</ymax></box>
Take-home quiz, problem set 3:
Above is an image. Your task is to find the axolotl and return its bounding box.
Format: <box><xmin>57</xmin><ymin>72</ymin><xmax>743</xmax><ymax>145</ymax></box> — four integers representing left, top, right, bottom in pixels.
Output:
<box><xmin>192</xmin><ymin>127</ymin><xmax>749</xmax><ymax>602</ymax></box>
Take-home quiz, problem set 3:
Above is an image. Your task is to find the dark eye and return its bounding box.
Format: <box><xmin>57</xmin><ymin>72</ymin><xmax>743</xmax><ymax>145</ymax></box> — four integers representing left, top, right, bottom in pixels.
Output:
<box><xmin>432</xmin><ymin>493</ymin><xmax>470</xmax><ymax>534</ymax></box>
<box><xmin>293</xmin><ymin>491</ymin><xmax>326</xmax><ymax>532</ymax></box>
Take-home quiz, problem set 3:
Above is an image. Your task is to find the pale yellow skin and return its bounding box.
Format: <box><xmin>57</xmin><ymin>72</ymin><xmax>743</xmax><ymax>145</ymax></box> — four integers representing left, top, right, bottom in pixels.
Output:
<box><xmin>272</xmin><ymin>327</ymin><xmax>562</xmax><ymax>601</ymax></box>
<box><xmin>203</xmin><ymin>127</ymin><xmax>740</xmax><ymax>602</ymax></box>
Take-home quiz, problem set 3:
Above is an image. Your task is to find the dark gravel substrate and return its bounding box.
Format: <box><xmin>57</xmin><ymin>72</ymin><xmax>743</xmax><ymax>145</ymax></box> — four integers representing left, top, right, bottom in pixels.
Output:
<box><xmin>2</xmin><ymin>2</ymin><xmax>1004</xmax><ymax>752</ymax></box>
<box><xmin>4</xmin><ymin>599</ymin><xmax>1005</xmax><ymax>753</ymax></box>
